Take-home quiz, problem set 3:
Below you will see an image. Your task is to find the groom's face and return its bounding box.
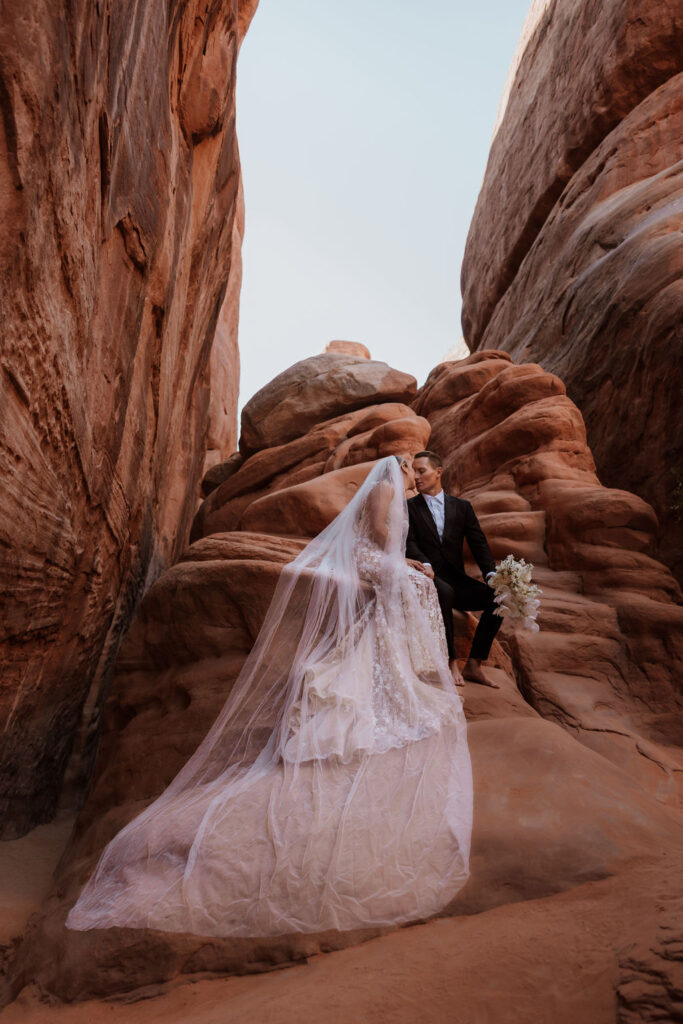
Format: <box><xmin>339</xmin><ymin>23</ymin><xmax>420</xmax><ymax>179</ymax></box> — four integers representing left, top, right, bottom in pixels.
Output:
<box><xmin>412</xmin><ymin>457</ymin><xmax>442</xmax><ymax>494</ymax></box>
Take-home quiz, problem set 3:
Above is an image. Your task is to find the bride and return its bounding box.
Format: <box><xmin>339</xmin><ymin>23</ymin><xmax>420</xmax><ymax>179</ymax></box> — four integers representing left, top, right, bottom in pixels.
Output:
<box><xmin>66</xmin><ymin>455</ymin><xmax>473</xmax><ymax>937</ymax></box>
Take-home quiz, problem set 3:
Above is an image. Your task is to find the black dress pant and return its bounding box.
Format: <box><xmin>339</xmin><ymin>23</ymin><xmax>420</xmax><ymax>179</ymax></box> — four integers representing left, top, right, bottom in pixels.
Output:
<box><xmin>432</xmin><ymin>568</ymin><xmax>503</xmax><ymax>661</ymax></box>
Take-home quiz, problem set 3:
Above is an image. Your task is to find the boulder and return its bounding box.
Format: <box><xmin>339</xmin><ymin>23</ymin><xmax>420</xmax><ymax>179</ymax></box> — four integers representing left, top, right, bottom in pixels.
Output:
<box><xmin>323</xmin><ymin>413</ymin><xmax>430</xmax><ymax>472</ymax></box>
<box><xmin>192</xmin><ymin>402</ymin><xmax>429</xmax><ymax>542</ymax></box>
<box><xmin>238</xmin><ymin>462</ymin><xmax>377</xmax><ymax>537</ymax></box>
<box><xmin>324</xmin><ymin>340</ymin><xmax>371</xmax><ymax>359</ymax></box>
<box><xmin>239</xmin><ymin>354</ymin><xmax>417</xmax><ymax>455</ymax></box>
<box><xmin>201</xmin><ymin>453</ymin><xmax>244</xmax><ymax>497</ymax></box>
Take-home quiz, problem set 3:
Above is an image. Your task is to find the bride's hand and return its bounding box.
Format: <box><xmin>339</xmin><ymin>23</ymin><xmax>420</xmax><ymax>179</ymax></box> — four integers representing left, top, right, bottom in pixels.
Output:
<box><xmin>406</xmin><ymin>559</ymin><xmax>433</xmax><ymax>578</ymax></box>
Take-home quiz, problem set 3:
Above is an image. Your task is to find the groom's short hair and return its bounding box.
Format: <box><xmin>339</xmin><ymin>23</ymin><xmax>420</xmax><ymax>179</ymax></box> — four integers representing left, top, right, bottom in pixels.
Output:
<box><xmin>414</xmin><ymin>450</ymin><xmax>442</xmax><ymax>469</ymax></box>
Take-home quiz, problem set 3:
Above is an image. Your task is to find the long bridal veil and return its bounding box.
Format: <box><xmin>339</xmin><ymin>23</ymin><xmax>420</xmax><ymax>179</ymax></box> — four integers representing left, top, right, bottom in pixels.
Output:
<box><xmin>66</xmin><ymin>456</ymin><xmax>473</xmax><ymax>937</ymax></box>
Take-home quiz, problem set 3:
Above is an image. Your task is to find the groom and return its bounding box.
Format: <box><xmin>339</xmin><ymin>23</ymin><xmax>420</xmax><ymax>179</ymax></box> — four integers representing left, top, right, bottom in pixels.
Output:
<box><xmin>406</xmin><ymin>451</ymin><xmax>502</xmax><ymax>688</ymax></box>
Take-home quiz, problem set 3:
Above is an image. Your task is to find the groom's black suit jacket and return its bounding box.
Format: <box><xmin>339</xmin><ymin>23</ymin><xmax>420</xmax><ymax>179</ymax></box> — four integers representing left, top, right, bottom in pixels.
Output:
<box><xmin>406</xmin><ymin>492</ymin><xmax>496</xmax><ymax>582</ymax></box>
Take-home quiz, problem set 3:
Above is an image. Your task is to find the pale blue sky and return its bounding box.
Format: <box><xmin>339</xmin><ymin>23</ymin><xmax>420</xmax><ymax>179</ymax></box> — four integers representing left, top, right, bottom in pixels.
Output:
<box><xmin>235</xmin><ymin>0</ymin><xmax>530</xmax><ymax>415</ymax></box>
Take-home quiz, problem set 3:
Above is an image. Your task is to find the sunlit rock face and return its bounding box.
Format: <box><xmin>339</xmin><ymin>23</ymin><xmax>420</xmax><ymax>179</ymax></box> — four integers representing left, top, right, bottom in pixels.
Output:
<box><xmin>461</xmin><ymin>0</ymin><xmax>683</xmax><ymax>586</ymax></box>
<box><xmin>0</xmin><ymin>0</ymin><xmax>258</xmax><ymax>839</ymax></box>
<box><xmin>8</xmin><ymin>351</ymin><xmax>682</xmax><ymax>1013</ymax></box>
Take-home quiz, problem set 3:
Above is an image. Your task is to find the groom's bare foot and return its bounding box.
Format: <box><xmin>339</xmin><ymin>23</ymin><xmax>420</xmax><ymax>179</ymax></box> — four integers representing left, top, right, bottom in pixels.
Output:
<box><xmin>462</xmin><ymin>658</ymin><xmax>500</xmax><ymax>688</ymax></box>
<box><xmin>449</xmin><ymin>659</ymin><xmax>466</xmax><ymax>688</ymax></box>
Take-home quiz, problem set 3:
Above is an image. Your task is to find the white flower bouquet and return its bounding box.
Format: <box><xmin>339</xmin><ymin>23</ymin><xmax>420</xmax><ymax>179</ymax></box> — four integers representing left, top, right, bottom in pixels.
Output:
<box><xmin>486</xmin><ymin>554</ymin><xmax>542</xmax><ymax>632</ymax></box>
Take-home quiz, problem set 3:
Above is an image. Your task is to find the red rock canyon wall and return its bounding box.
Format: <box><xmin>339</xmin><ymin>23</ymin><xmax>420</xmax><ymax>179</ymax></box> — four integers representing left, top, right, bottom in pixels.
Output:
<box><xmin>0</xmin><ymin>0</ymin><xmax>257</xmax><ymax>839</ymax></box>
<box><xmin>461</xmin><ymin>0</ymin><xmax>683</xmax><ymax>585</ymax></box>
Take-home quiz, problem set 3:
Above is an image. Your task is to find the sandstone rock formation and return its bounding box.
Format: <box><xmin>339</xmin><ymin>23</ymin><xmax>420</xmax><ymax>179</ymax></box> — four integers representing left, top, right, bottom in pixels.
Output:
<box><xmin>238</xmin><ymin>352</ymin><xmax>417</xmax><ymax>456</ymax></box>
<box><xmin>5</xmin><ymin>352</ymin><xmax>682</xmax><ymax>1021</ymax></box>
<box><xmin>324</xmin><ymin>340</ymin><xmax>371</xmax><ymax>359</ymax></box>
<box><xmin>3</xmin><ymin>855</ymin><xmax>683</xmax><ymax>1024</ymax></box>
<box><xmin>0</xmin><ymin>0</ymin><xmax>258</xmax><ymax>839</ymax></box>
<box><xmin>461</xmin><ymin>0</ymin><xmax>683</xmax><ymax>586</ymax></box>
<box><xmin>415</xmin><ymin>352</ymin><xmax>683</xmax><ymax>808</ymax></box>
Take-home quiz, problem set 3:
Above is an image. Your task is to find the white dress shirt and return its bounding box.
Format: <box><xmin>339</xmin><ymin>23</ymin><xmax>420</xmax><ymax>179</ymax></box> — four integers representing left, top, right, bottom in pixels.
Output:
<box><xmin>423</xmin><ymin>489</ymin><xmax>445</xmax><ymax>541</ymax></box>
<box><xmin>419</xmin><ymin>491</ymin><xmax>496</xmax><ymax>580</ymax></box>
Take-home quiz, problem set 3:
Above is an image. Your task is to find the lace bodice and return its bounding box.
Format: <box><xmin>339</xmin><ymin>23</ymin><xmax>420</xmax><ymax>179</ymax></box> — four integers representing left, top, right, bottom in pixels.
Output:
<box><xmin>279</xmin><ymin>518</ymin><xmax>458</xmax><ymax>764</ymax></box>
<box><xmin>353</xmin><ymin>530</ymin><xmax>454</xmax><ymax>745</ymax></box>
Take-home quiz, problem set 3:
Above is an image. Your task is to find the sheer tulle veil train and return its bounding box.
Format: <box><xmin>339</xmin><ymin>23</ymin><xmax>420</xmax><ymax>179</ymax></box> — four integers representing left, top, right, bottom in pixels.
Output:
<box><xmin>66</xmin><ymin>456</ymin><xmax>473</xmax><ymax>937</ymax></box>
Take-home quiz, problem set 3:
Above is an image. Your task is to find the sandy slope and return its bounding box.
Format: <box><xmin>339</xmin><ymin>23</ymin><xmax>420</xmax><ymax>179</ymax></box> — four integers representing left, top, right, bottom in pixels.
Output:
<box><xmin>5</xmin><ymin>854</ymin><xmax>681</xmax><ymax>1024</ymax></box>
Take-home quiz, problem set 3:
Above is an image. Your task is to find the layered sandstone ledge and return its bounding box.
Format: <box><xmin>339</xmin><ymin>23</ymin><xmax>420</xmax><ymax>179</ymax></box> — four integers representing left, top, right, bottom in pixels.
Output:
<box><xmin>0</xmin><ymin>0</ymin><xmax>258</xmax><ymax>839</ymax></box>
<box><xmin>5</xmin><ymin>352</ymin><xmax>682</xmax><ymax>1019</ymax></box>
<box><xmin>461</xmin><ymin>0</ymin><xmax>683</xmax><ymax>585</ymax></box>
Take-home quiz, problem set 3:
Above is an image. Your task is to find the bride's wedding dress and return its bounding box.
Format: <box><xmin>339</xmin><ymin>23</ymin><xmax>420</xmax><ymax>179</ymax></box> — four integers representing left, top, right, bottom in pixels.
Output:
<box><xmin>66</xmin><ymin>457</ymin><xmax>473</xmax><ymax>937</ymax></box>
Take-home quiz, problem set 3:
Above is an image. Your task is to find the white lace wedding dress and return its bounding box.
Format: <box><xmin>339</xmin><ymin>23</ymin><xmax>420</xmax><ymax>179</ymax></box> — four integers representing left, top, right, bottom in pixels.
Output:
<box><xmin>66</xmin><ymin>457</ymin><xmax>473</xmax><ymax>937</ymax></box>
